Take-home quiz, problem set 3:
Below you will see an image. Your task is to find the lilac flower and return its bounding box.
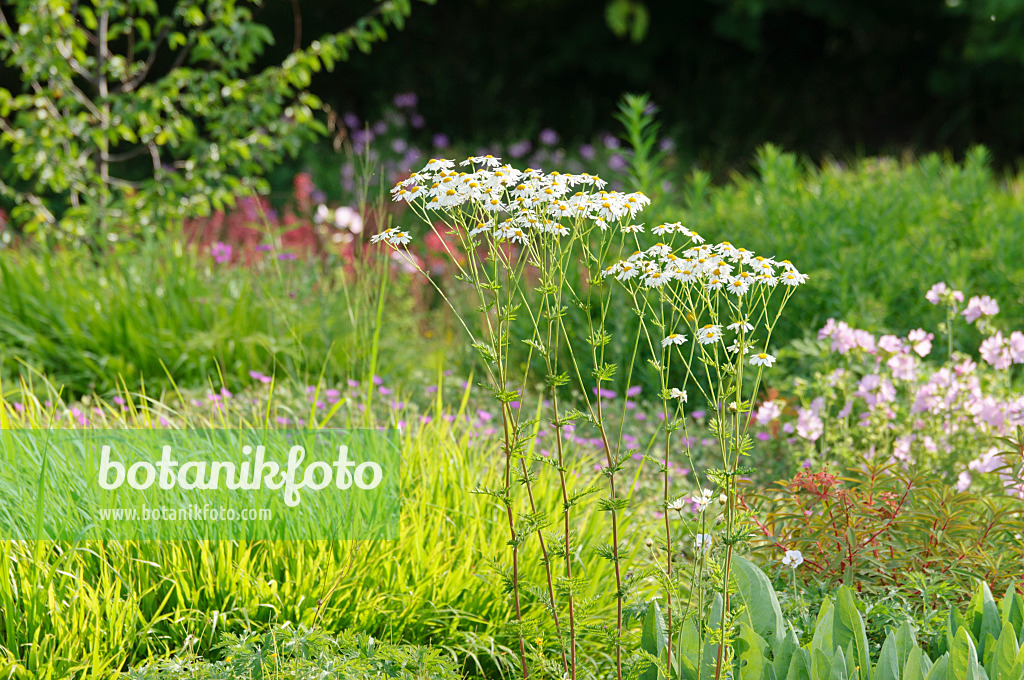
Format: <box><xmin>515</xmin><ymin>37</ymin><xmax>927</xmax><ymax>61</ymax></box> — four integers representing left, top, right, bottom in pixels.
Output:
<box><xmin>432</xmin><ymin>133</ymin><xmax>450</xmax><ymax>149</ymax></box>
<box><xmin>608</xmin><ymin>154</ymin><xmax>627</xmax><ymax>172</ymax></box>
<box><xmin>907</xmin><ymin>329</ymin><xmax>934</xmax><ymax>357</ymax></box>
<box><xmin>755</xmin><ymin>400</ymin><xmax>782</xmax><ymax>425</ymax></box>
<box><xmin>592</xmin><ymin>387</ymin><xmax>617</xmax><ymax>400</ymax></box>
<box><xmin>580</xmin><ymin>144</ymin><xmax>595</xmax><ymax>160</ymax></box>
<box><xmin>691</xmin><ymin>410</ymin><xmax>706</xmax><ymax>421</ymax></box>
<box><xmin>658</xmin><ymin>137</ymin><xmax>675</xmax><ymax>152</ymax></box>
<box><xmin>393</xmin><ymin>92</ymin><xmax>418</xmax><ymax>108</ymax></box>
<box><xmin>343</xmin><ymin>112</ymin><xmax>360</xmax><ymax>128</ymax></box>
<box><xmin>601</xmin><ymin>133</ymin><xmax>620</xmax><ymax>149</ymax></box>
<box><xmin>277</xmin><ymin>253</ymin><xmax>298</xmax><ymax>261</ymax></box>
<box><xmin>255</xmin><ymin>244</ymin><xmax>273</xmax><ymax>252</ymax></box>
<box><xmin>410</xmin><ymin>114</ymin><xmax>425</xmax><ymax>129</ymax></box>
<box><xmin>980</xmin><ymin>332</ymin><xmax>1011</xmax><ymax>369</ymax></box>
<box><xmin>539</xmin><ymin>128</ymin><xmax>559</xmax><ymax>146</ymax></box>
<box><xmin>508</xmin><ymin>140</ymin><xmax>532</xmax><ymax>158</ymax></box>
<box><xmin>391</xmin><ymin>138</ymin><xmax>408</xmax><ymax>154</ymax></box>
<box><xmin>926</xmin><ymin>281</ymin><xmax>964</xmax><ymax>305</ymax></box>
<box><xmin>756</xmin><ymin>432</ymin><xmax>771</xmax><ymax>441</ymax></box>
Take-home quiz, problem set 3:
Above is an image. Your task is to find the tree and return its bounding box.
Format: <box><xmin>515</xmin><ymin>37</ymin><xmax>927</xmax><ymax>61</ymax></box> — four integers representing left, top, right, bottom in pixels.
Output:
<box><xmin>0</xmin><ymin>0</ymin><xmax>432</xmax><ymax>242</ymax></box>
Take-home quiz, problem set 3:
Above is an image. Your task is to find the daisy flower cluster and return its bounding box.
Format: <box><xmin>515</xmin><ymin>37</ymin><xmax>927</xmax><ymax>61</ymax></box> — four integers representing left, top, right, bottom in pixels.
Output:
<box><xmin>382</xmin><ymin>156</ymin><xmax>651</xmax><ymax>249</ymax></box>
<box><xmin>606</xmin><ymin>236</ymin><xmax>807</xmax><ymax>384</ymax></box>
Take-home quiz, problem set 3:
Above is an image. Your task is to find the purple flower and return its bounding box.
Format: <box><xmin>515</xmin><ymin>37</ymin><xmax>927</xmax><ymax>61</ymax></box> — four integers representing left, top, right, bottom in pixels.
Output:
<box><xmin>508</xmin><ymin>140</ymin><xmax>532</xmax><ymax>158</ymax></box>
<box><xmin>601</xmin><ymin>133</ymin><xmax>620</xmax><ymax>149</ymax></box>
<box><xmin>580</xmin><ymin>144</ymin><xmax>595</xmax><ymax>160</ymax></box>
<box><xmin>255</xmin><ymin>243</ymin><xmax>273</xmax><ymax>252</ymax></box>
<box><xmin>539</xmin><ymin>128</ymin><xmax>559</xmax><ymax>146</ymax></box>
<box><xmin>658</xmin><ymin>137</ymin><xmax>675</xmax><ymax>152</ymax></box>
<box><xmin>756</xmin><ymin>431</ymin><xmax>771</xmax><ymax>441</ymax></box>
<box><xmin>277</xmin><ymin>253</ymin><xmax>298</xmax><ymax>261</ymax></box>
<box><xmin>592</xmin><ymin>387</ymin><xmax>617</xmax><ymax>399</ymax></box>
<box><xmin>391</xmin><ymin>138</ymin><xmax>408</xmax><ymax>154</ymax></box>
<box><xmin>343</xmin><ymin>112</ymin><xmax>360</xmax><ymax>129</ymax></box>
<box><xmin>432</xmin><ymin>133</ymin><xmax>450</xmax><ymax>149</ymax></box>
<box><xmin>211</xmin><ymin>242</ymin><xmax>232</xmax><ymax>264</ymax></box>
<box><xmin>410</xmin><ymin>114</ymin><xmax>425</xmax><ymax>129</ymax></box>
<box><xmin>691</xmin><ymin>410</ymin><xmax>706</xmax><ymax>421</ymax></box>
<box><xmin>608</xmin><ymin>154</ymin><xmax>627</xmax><ymax>172</ymax></box>
<box><xmin>393</xmin><ymin>92</ymin><xmax>418</xmax><ymax>108</ymax></box>
<box><xmin>626</xmin><ymin>385</ymin><xmax>642</xmax><ymax>397</ymax></box>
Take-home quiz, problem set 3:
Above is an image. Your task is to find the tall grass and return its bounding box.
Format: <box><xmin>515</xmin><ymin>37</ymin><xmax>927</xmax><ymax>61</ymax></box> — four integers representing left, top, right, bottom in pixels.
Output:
<box><xmin>0</xmin><ymin>239</ymin><xmax>443</xmax><ymax>396</ymax></box>
<box><xmin>0</xmin><ymin>380</ymin><xmax>629</xmax><ymax>679</ymax></box>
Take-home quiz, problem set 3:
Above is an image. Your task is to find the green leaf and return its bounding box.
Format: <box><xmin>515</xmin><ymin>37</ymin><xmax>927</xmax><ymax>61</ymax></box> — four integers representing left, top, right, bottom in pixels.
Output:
<box><xmin>785</xmin><ymin>648</ymin><xmax>811</xmax><ymax>680</ymax></box>
<box><xmin>640</xmin><ymin>598</ymin><xmax>668</xmax><ymax>680</ymax></box>
<box><xmin>904</xmin><ymin>647</ymin><xmax>928</xmax><ymax>680</ymax></box>
<box><xmin>970</xmin><ymin>581</ymin><xmax>1003</xmax><ymax>657</ymax></box>
<box><xmin>829</xmin><ymin>645</ymin><xmax>848</xmax><ymax>680</ymax></box>
<box><xmin>833</xmin><ymin>587</ymin><xmax>870</xmax><ymax>680</ymax></box>
<box><xmin>949</xmin><ymin>627</ymin><xmax>982</xmax><ymax>680</ymax></box>
<box><xmin>733</xmin><ymin>556</ymin><xmax>786</xmax><ymax>646</ymax></box>
<box><xmin>811</xmin><ymin>600</ymin><xmax>835</xmax><ymax>658</ymax></box>
<box><xmin>874</xmin><ymin>631</ymin><xmax>900</xmax><ymax>680</ymax></box>
<box><xmin>925</xmin><ymin>653</ymin><xmax>948</xmax><ymax>680</ymax></box>
<box><xmin>988</xmin><ymin>625</ymin><xmax>1018</xmax><ymax>680</ymax></box>
<box><xmin>736</xmin><ymin>623</ymin><xmax>769</xmax><ymax>680</ymax></box>
<box><xmin>1000</xmin><ymin>586</ymin><xmax>1024</xmax><ymax>641</ymax></box>
<box><xmin>774</xmin><ymin>627</ymin><xmax>800</xmax><ymax>680</ymax></box>
<box><xmin>896</xmin><ymin>621</ymin><xmax>919</xmax><ymax>671</ymax></box>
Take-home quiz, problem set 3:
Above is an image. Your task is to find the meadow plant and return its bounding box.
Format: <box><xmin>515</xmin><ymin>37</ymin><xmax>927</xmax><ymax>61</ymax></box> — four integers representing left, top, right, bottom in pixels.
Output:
<box><xmin>378</xmin><ymin>153</ymin><xmax>807</xmax><ymax>680</ymax></box>
<box><xmin>606</xmin><ymin>229</ymin><xmax>806</xmax><ymax>677</ymax></box>
<box><xmin>378</xmin><ymin>154</ymin><xmax>657</xmax><ymax>679</ymax></box>
<box><xmin>767</xmin><ymin>284</ymin><xmax>1024</xmax><ymax>492</ymax></box>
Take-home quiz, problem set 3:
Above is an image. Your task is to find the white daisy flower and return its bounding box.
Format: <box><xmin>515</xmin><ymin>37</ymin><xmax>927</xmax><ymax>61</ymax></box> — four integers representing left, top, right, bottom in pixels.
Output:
<box><xmin>727</xmin><ymin>320</ymin><xmax>754</xmax><ymax>333</ymax></box>
<box><xmin>781</xmin><ymin>271</ymin><xmax>809</xmax><ymax>286</ymax></box>
<box><xmin>749</xmin><ymin>352</ymin><xmax>776</xmax><ymax>367</ymax></box>
<box><xmin>692</xmin><ymin>489</ymin><xmax>714</xmax><ymax>511</ymax></box>
<box><xmin>661</xmin><ymin>333</ymin><xmax>688</xmax><ymax>347</ymax></box>
<box><xmin>460</xmin><ymin>155</ymin><xmax>501</xmax><ymax>168</ymax></box>
<box><xmin>694</xmin><ymin>534</ymin><xmax>712</xmax><ymax>552</ymax></box>
<box><xmin>697</xmin><ymin>325</ymin><xmax>723</xmax><ymax>345</ymax></box>
<box><xmin>370</xmin><ymin>228</ymin><xmax>412</xmax><ymax>246</ymax></box>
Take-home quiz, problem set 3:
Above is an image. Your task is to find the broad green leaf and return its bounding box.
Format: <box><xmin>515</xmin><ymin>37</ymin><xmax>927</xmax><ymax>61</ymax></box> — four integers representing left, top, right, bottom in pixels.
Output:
<box><xmin>949</xmin><ymin>627</ymin><xmax>982</xmax><ymax>680</ymax></box>
<box><xmin>811</xmin><ymin>602</ymin><xmax>835</xmax><ymax>658</ymax></box>
<box><xmin>874</xmin><ymin>631</ymin><xmax>900</xmax><ymax>680</ymax></box>
<box><xmin>774</xmin><ymin>627</ymin><xmax>800</xmax><ymax>680</ymax></box>
<box><xmin>904</xmin><ymin>647</ymin><xmax>927</xmax><ymax>680</ymax></box>
<box><xmin>812</xmin><ymin>648</ymin><xmax>833</xmax><ymax>680</ymax></box>
<box><xmin>736</xmin><ymin>623</ymin><xmax>769</xmax><ymax>680</ymax></box>
<box><xmin>988</xmin><ymin>625</ymin><xmax>1018</xmax><ymax>680</ymax></box>
<box><xmin>701</xmin><ymin>594</ymin><xmax>724</xmax><ymax>680</ymax></box>
<box><xmin>925</xmin><ymin>653</ymin><xmax>948</xmax><ymax>680</ymax></box>
<box><xmin>785</xmin><ymin>648</ymin><xmax>811</xmax><ymax>680</ymax></box>
<box><xmin>1000</xmin><ymin>586</ymin><xmax>1024</xmax><ymax>641</ymax></box>
<box><xmin>640</xmin><ymin>598</ymin><xmax>668</xmax><ymax>680</ymax></box>
<box><xmin>896</xmin><ymin>621</ymin><xmax>919</xmax><ymax>671</ymax></box>
<box><xmin>969</xmin><ymin>581</ymin><xmax>1004</xmax><ymax>657</ymax></box>
<box><xmin>733</xmin><ymin>556</ymin><xmax>786</xmax><ymax>646</ymax></box>
<box><xmin>829</xmin><ymin>645</ymin><xmax>848</xmax><ymax>680</ymax></box>
<box><xmin>833</xmin><ymin>587</ymin><xmax>870</xmax><ymax>680</ymax></box>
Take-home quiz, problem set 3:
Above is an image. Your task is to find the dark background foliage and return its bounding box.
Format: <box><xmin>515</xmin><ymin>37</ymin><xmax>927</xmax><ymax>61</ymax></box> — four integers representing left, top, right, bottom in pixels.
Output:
<box><xmin>2</xmin><ymin>0</ymin><xmax>1022</xmax><ymax>171</ymax></box>
<box><xmin>245</xmin><ymin>0</ymin><xmax>1024</xmax><ymax>170</ymax></box>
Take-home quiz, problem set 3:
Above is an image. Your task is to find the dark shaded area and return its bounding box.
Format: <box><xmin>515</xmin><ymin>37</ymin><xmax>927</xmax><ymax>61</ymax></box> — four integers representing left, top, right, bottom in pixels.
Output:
<box><xmin>3</xmin><ymin>0</ymin><xmax>1023</xmax><ymax>172</ymax></box>
<box><xmin>270</xmin><ymin>0</ymin><xmax>1024</xmax><ymax>170</ymax></box>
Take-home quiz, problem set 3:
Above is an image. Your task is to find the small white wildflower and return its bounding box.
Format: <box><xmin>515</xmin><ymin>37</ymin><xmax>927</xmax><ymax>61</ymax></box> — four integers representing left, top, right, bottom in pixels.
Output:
<box><xmin>661</xmin><ymin>333</ymin><xmax>688</xmax><ymax>347</ymax></box>
<box><xmin>692</xmin><ymin>488</ymin><xmax>713</xmax><ymax>511</ymax></box>
<box><xmin>697</xmin><ymin>325</ymin><xmax>723</xmax><ymax>345</ymax></box>
<box><xmin>749</xmin><ymin>352</ymin><xmax>776</xmax><ymax>367</ymax></box>
<box><xmin>782</xmin><ymin>550</ymin><xmax>804</xmax><ymax>569</ymax></box>
<box><xmin>694</xmin><ymin>534</ymin><xmax>712</xmax><ymax>553</ymax></box>
<box><xmin>667</xmin><ymin>388</ymin><xmax>687</xmax><ymax>402</ymax></box>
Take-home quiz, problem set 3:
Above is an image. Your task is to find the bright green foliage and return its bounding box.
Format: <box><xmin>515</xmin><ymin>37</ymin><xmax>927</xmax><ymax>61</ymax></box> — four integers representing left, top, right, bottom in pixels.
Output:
<box><xmin>0</xmin><ymin>0</ymin><xmax>430</xmax><ymax>240</ymax></box>
<box><xmin>126</xmin><ymin>625</ymin><xmax>459</xmax><ymax>679</ymax></box>
<box><xmin>643</xmin><ymin>559</ymin><xmax>1024</xmax><ymax>680</ymax></box>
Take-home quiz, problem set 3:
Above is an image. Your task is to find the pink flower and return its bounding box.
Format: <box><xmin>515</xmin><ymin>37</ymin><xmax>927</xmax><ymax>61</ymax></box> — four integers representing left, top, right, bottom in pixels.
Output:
<box><xmin>980</xmin><ymin>332</ymin><xmax>1011</xmax><ymax>370</ymax></box>
<box><xmin>877</xmin><ymin>335</ymin><xmax>904</xmax><ymax>354</ymax></box>
<box><xmin>887</xmin><ymin>353</ymin><xmax>918</xmax><ymax>381</ymax></box>
<box><xmin>755</xmin><ymin>400</ymin><xmax>782</xmax><ymax>425</ymax></box>
<box><xmin>963</xmin><ymin>295</ymin><xmax>999</xmax><ymax>323</ymax></box>
<box><xmin>925</xmin><ymin>282</ymin><xmax>964</xmax><ymax>305</ymax></box>
<box><xmin>907</xmin><ymin>329</ymin><xmax>934</xmax><ymax>357</ymax></box>
<box><xmin>211</xmin><ymin>241</ymin><xmax>232</xmax><ymax>264</ymax></box>
<box><xmin>1010</xmin><ymin>331</ymin><xmax>1024</xmax><ymax>364</ymax></box>
<box><xmin>956</xmin><ymin>470</ymin><xmax>972</xmax><ymax>491</ymax></box>
<box><xmin>796</xmin><ymin>408</ymin><xmax>823</xmax><ymax>441</ymax></box>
